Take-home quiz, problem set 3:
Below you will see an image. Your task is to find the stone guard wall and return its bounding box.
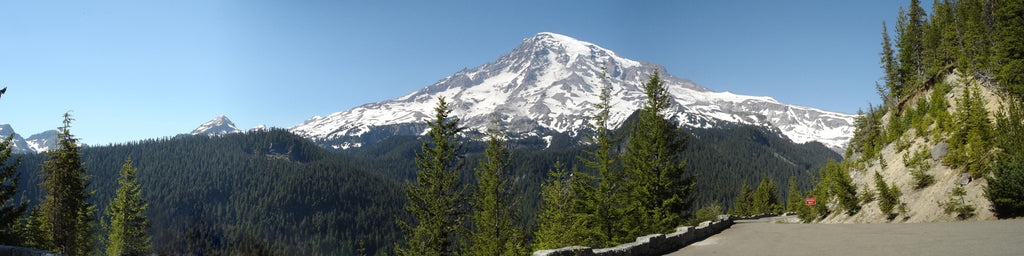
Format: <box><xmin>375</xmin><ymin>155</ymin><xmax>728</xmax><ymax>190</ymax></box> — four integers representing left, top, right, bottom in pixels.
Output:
<box><xmin>533</xmin><ymin>214</ymin><xmax>776</xmax><ymax>256</ymax></box>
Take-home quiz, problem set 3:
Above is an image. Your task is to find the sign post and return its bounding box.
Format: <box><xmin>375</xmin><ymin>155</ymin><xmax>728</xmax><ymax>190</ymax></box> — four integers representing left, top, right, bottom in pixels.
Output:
<box><xmin>805</xmin><ymin>198</ymin><xmax>817</xmax><ymax>205</ymax></box>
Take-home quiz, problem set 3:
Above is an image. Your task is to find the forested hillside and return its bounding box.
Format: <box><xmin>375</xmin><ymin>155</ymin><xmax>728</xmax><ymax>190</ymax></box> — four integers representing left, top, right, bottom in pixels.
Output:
<box><xmin>798</xmin><ymin>0</ymin><xmax>1024</xmax><ymax>223</ymax></box>
<box><xmin>13</xmin><ymin>129</ymin><xmax>407</xmax><ymax>255</ymax></box>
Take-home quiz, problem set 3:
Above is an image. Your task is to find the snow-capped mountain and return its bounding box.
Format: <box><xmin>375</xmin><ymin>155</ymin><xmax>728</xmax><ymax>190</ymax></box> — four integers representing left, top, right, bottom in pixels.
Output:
<box><xmin>290</xmin><ymin>32</ymin><xmax>856</xmax><ymax>151</ymax></box>
<box><xmin>0</xmin><ymin>124</ymin><xmax>59</xmax><ymax>154</ymax></box>
<box><xmin>25</xmin><ymin>130</ymin><xmax>58</xmax><ymax>153</ymax></box>
<box><xmin>190</xmin><ymin>115</ymin><xmax>242</xmax><ymax>136</ymax></box>
<box><xmin>0</xmin><ymin>124</ymin><xmax>32</xmax><ymax>154</ymax></box>
<box><xmin>250</xmin><ymin>124</ymin><xmax>269</xmax><ymax>132</ymax></box>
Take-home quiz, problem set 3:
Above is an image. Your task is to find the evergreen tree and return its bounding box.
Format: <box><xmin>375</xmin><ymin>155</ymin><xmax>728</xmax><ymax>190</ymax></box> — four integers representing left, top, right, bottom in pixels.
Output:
<box><xmin>895</xmin><ymin>0</ymin><xmax>927</xmax><ymax>96</ymax></box>
<box><xmin>880</xmin><ymin>20</ymin><xmax>900</xmax><ymax>104</ymax></box>
<box><xmin>752</xmin><ymin>178</ymin><xmax>781</xmax><ymax>214</ymax></box>
<box><xmin>0</xmin><ymin>86</ymin><xmax>28</xmax><ymax>246</ymax></box>
<box><xmin>995</xmin><ymin>0</ymin><xmax>1024</xmax><ymax>96</ymax></box>
<box><xmin>104</xmin><ymin>158</ymin><xmax>152</xmax><ymax>256</ymax></box>
<box><xmin>39</xmin><ymin>113</ymin><xmax>97</xmax><ymax>256</ymax></box>
<box><xmin>577</xmin><ymin>66</ymin><xmax>626</xmax><ymax>246</ymax></box>
<box><xmin>397</xmin><ymin>97</ymin><xmax>469</xmax><ymax>256</ymax></box>
<box><xmin>732</xmin><ymin>182</ymin><xmax>753</xmax><ymax>216</ymax></box>
<box><xmin>820</xmin><ymin>160</ymin><xmax>859</xmax><ymax>215</ymax></box>
<box><xmin>945</xmin><ymin>86</ymin><xmax>992</xmax><ymax>177</ymax></box>
<box><xmin>955</xmin><ymin>0</ymin><xmax>993</xmax><ymax>73</ymax></box>
<box><xmin>533</xmin><ymin>162</ymin><xmax>579</xmax><ymax>251</ymax></box>
<box><xmin>23</xmin><ymin>206</ymin><xmax>52</xmax><ymax>250</ymax></box>
<box><xmin>923</xmin><ymin>0</ymin><xmax>955</xmax><ymax>74</ymax></box>
<box><xmin>0</xmin><ymin>134</ymin><xmax>28</xmax><ymax>245</ymax></box>
<box><xmin>466</xmin><ymin>118</ymin><xmax>525</xmax><ymax>256</ymax></box>
<box><xmin>786</xmin><ymin>176</ymin><xmax>803</xmax><ymax>213</ymax></box>
<box><xmin>622</xmin><ymin>71</ymin><xmax>694</xmax><ymax>236</ymax></box>
<box><xmin>986</xmin><ymin>101</ymin><xmax>1024</xmax><ymax>218</ymax></box>
<box><xmin>566</xmin><ymin>169</ymin><xmax>600</xmax><ymax>247</ymax></box>
<box><xmin>874</xmin><ymin>171</ymin><xmax>898</xmax><ymax>218</ymax></box>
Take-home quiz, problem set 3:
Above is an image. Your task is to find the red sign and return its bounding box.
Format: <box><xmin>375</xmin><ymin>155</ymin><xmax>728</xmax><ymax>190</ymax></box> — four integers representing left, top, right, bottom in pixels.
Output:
<box><xmin>805</xmin><ymin>198</ymin><xmax>817</xmax><ymax>205</ymax></box>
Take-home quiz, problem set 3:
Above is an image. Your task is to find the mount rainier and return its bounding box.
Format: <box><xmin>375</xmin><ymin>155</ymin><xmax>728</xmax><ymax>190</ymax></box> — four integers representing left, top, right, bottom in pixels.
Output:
<box><xmin>289</xmin><ymin>32</ymin><xmax>856</xmax><ymax>151</ymax></box>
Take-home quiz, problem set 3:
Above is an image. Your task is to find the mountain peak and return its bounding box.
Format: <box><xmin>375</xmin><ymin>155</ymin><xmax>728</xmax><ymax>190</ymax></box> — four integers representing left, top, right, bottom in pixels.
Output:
<box><xmin>512</xmin><ymin>32</ymin><xmax>642</xmax><ymax>70</ymax></box>
<box><xmin>290</xmin><ymin>33</ymin><xmax>855</xmax><ymax>151</ymax></box>
<box><xmin>0</xmin><ymin>124</ymin><xmax>59</xmax><ymax>154</ymax></box>
<box><xmin>191</xmin><ymin>115</ymin><xmax>241</xmax><ymax>136</ymax></box>
<box><xmin>0</xmin><ymin>124</ymin><xmax>13</xmax><ymax>135</ymax></box>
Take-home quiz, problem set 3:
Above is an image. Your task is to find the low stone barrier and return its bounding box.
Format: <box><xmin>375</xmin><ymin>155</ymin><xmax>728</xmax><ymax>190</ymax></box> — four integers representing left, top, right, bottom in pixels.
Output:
<box><xmin>533</xmin><ymin>214</ymin><xmax>736</xmax><ymax>256</ymax></box>
<box><xmin>0</xmin><ymin>245</ymin><xmax>61</xmax><ymax>256</ymax></box>
<box><xmin>735</xmin><ymin>213</ymin><xmax>780</xmax><ymax>220</ymax></box>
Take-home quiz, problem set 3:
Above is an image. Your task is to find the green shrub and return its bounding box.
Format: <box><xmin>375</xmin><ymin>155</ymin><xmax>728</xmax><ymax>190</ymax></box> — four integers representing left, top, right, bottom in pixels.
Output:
<box><xmin>939</xmin><ymin>186</ymin><xmax>975</xmax><ymax>219</ymax></box>
<box><xmin>903</xmin><ymin>148</ymin><xmax>935</xmax><ymax>189</ymax></box>
<box><xmin>689</xmin><ymin>203</ymin><xmax>723</xmax><ymax>226</ymax></box>
<box><xmin>944</xmin><ymin>86</ymin><xmax>993</xmax><ymax>177</ymax></box>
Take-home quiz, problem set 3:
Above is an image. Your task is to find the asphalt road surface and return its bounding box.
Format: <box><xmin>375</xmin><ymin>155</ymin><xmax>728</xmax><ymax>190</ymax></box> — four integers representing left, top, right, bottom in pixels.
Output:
<box><xmin>667</xmin><ymin>216</ymin><xmax>1024</xmax><ymax>256</ymax></box>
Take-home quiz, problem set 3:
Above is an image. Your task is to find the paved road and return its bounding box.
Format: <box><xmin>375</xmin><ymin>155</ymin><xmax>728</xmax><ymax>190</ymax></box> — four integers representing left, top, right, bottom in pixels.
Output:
<box><xmin>667</xmin><ymin>217</ymin><xmax>1024</xmax><ymax>256</ymax></box>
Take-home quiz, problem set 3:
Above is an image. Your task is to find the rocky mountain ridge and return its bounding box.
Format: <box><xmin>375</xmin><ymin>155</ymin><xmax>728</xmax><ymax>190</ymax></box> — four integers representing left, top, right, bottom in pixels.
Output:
<box><xmin>0</xmin><ymin>124</ymin><xmax>58</xmax><ymax>154</ymax></box>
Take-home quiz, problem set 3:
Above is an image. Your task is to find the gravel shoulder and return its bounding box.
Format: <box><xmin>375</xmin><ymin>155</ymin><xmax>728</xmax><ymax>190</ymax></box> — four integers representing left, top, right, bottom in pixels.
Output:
<box><xmin>666</xmin><ymin>218</ymin><xmax>1024</xmax><ymax>256</ymax></box>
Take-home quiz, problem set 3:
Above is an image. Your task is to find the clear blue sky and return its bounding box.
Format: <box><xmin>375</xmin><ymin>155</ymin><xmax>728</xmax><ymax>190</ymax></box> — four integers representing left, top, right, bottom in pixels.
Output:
<box><xmin>1</xmin><ymin>0</ymin><xmax>921</xmax><ymax>146</ymax></box>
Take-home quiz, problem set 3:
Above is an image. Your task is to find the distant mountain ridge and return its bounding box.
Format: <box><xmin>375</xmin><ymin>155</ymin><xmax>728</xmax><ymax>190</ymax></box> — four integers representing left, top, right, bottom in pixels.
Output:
<box><xmin>1</xmin><ymin>124</ymin><xmax>58</xmax><ymax>154</ymax></box>
<box><xmin>289</xmin><ymin>32</ymin><xmax>856</xmax><ymax>151</ymax></box>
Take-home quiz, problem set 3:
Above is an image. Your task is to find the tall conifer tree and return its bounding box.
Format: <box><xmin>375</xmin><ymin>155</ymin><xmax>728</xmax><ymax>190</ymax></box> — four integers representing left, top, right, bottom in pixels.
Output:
<box><xmin>397</xmin><ymin>97</ymin><xmax>469</xmax><ymax>256</ymax></box>
<box><xmin>753</xmin><ymin>178</ymin><xmax>781</xmax><ymax>214</ymax></box>
<box><xmin>104</xmin><ymin>158</ymin><xmax>152</xmax><ymax>256</ymax></box>
<box><xmin>533</xmin><ymin>162</ymin><xmax>577</xmax><ymax>250</ymax></box>
<box><xmin>466</xmin><ymin>118</ymin><xmax>525</xmax><ymax>256</ymax></box>
<box><xmin>880</xmin><ymin>21</ymin><xmax>900</xmax><ymax>104</ymax></box>
<box><xmin>786</xmin><ymin>176</ymin><xmax>803</xmax><ymax>212</ymax></box>
<box><xmin>23</xmin><ymin>206</ymin><xmax>53</xmax><ymax>250</ymax></box>
<box><xmin>622</xmin><ymin>71</ymin><xmax>694</xmax><ymax>236</ymax></box>
<box><xmin>956</xmin><ymin>0</ymin><xmax>991</xmax><ymax>72</ymax></box>
<box><xmin>0</xmin><ymin>87</ymin><xmax>28</xmax><ymax>246</ymax></box>
<box><xmin>874</xmin><ymin>171</ymin><xmax>897</xmax><ymax>217</ymax></box>
<box><xmin>40</xmin><ymin>113</ymin><xmax>97</xmax><ymax>256</ymax></box>
<box><xmin>995</xmin><ymin>0</ymin><xmax>1024</xmax><ymax>96</ymax></box>
<box><xmin>894</xmin><ymin>0</ymin><xmax>927</xmax><ymax>96</ymax></box>
<box><xmin>577</xmin><ymin>66</ymin><xmax>627</xmax><ymax>246</ymax></box>
<box><xmin>0</xmin><ymin>135</ymin><xmax>28</xmax><ymax>245</ymax></box>
<box><xmin>923</xmin><ymin>0</ymin><xmax>954</xmax><ymax>73</ymax></box>
<box><xmin>732</xmin><ymin>182</ymin><xmax>753</xmax><ymax>216</ymax></box>
<box><xmin>986</xmin><ymin>101</ymin><xmax>1024</xmax><ymax>218</ymax></box>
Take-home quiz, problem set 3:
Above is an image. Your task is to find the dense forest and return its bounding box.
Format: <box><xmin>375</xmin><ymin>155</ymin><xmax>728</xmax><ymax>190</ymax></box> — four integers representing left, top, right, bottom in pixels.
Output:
<box><xmin>10</xmin><ymin>129</ymin><xmax>408</xmax><ymax>255</ymax></box>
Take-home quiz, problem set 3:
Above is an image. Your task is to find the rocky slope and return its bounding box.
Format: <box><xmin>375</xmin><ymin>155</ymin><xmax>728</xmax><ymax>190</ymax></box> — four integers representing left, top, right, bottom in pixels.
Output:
<box><xmin>823</xmin><ymin>71</ymin><xmax>1006</xmax><ymax>223</ymax></box>
<box><xmin>289</xmin><ymin>32</ymin><xmax>856</xmax><ymax>150</ymax></box>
